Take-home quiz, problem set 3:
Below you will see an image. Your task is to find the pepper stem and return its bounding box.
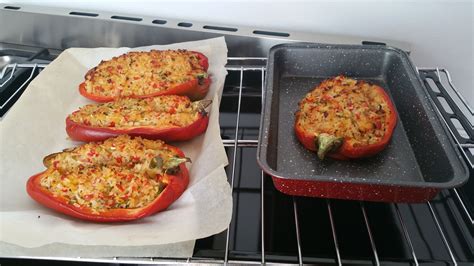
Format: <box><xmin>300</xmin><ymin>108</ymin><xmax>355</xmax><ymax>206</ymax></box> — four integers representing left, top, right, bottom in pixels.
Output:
<box><xmin>192</xmin><ymin>99</ymin><xmax>212</xmax><ymax>114</ymax></box>
<box><xmin>315</xmin><ymin>133</ymin><xmax>344</xmax><ymax>160</ymax></box>
<box><xmin>148</xmin><ymin>156</ymin><xmax>191</xmax><ymax>176</ymax></box>
<box><xmin>149</xmin><ymin>156</ymin><xmax>191</xmax><ymax>170</ymax></box>
<box><xmin>197</xmin><ymin>73</ymin><xmax>208</xmax><ymax>85</ymax></box>
<box><xmin>164</xmin><ymin>157</ymin><xmax>192</xmax><ymax>174</ymax></box>
<box><xmin>165</xmin><ymin>157</ymin><xmax>192</xmax><ymax>169</ymax></box>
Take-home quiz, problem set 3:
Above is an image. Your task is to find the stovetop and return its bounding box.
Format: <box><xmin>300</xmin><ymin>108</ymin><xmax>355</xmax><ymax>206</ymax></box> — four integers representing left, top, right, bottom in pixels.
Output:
<box><xmin>0</xmin><ymin>46</ymin><xmax>473</xmax><ymax>266</ymax></box>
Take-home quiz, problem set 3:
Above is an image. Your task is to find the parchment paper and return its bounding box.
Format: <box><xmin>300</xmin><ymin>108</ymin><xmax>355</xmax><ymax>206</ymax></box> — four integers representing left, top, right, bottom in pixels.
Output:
<box><xmin>0</xmin><ymin>37</ymin><xmax>231</xmax><ymax>258</ymax></box>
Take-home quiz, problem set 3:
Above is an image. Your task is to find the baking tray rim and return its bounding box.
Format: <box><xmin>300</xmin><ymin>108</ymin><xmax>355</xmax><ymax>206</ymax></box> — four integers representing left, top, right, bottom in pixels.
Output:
<box><xmin>256</xmin><ymin>42</ymin><xmax>470</xmax><ymax>189</ymax></box>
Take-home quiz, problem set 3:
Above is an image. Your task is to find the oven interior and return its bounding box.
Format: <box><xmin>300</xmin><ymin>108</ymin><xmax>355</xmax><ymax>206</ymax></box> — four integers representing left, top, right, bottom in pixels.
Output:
<box><xmin>0</xmin><ymin>5</ymin><xmax>473</xmax><ymax>265</ymax></box>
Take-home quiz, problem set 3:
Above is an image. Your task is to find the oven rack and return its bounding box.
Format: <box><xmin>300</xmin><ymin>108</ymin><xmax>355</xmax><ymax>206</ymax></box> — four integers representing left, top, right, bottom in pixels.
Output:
<box><xmin>210</xmin><ymin>60</ymin><xmax>472</xmax><ymax>265</ymax></box>
<box><xmin>0</xmin><ymin>63</ymin><xmax>46</xmax><ymax>112</ymax></box>
<box><xmin>1</xmin><ymin>58</ymin><xmax>473</xmax><ymax>265</ymax></box>
<box><xmin>0</xmin><ymin>47</ymin><xmax>51</xmax><ymax>117</ymax></box>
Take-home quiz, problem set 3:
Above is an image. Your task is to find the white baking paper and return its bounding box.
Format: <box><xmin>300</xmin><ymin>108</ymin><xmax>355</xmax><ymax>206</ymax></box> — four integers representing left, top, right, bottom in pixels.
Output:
<box><xmin>0</xmin><ymin>37</ymin><xmax>231</xmax><ymax>258</ymax></box>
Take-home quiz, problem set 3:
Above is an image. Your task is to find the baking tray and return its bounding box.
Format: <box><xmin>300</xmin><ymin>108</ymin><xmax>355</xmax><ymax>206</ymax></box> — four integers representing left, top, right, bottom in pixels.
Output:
<box><xmin>256</xmin><ymin>43</ymin><xmax>469</xmax><ymax>203</ymax></box>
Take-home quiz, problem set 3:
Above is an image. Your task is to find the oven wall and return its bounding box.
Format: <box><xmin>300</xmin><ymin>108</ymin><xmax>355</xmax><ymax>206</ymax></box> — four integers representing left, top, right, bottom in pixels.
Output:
<box><xmin>3</xmin><ymin>0</ymin><xmax>473</xmax><ymax>105</ymax></box>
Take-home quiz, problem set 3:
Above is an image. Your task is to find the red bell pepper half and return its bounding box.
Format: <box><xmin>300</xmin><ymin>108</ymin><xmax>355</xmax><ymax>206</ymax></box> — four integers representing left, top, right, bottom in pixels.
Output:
<box><xmin>295</xmin><ymin>76</ymin><xmax>397</xmax><ymax>160</ymax></box>
<box><xmin>66</xmin><ymin>96</ymin><xmax>211</xmax><ymax>142</ymax></box>
<box><xmin>26</xmin><ymin>136</ymin><xmax>190</xmax><ymax>222</ymax></box>
<box><xmin>79</xmin><ymin>51</ymin><xmax>211</xmax><ymax>102</ymax></box>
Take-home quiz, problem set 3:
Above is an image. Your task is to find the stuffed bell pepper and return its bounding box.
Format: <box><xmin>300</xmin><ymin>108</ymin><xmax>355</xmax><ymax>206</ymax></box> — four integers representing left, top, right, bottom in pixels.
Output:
<box><xmin>79</xmin><ymin>49</ymin><xmax>210</xmax><ymax>102</ymax></box>
<box><xmin>26</xmin><ymin>135</ymin><xmax>190</xmax><ymax>222</ymax></box>
<box><xmin>295</xmin><ymin>75</ymin><xmax>397</xmax><ymax>160</ymax></box>
<box><xmin>66</xmin><ymin>95</ymin><xmax>211</xmax><ymax>142</ymax></box>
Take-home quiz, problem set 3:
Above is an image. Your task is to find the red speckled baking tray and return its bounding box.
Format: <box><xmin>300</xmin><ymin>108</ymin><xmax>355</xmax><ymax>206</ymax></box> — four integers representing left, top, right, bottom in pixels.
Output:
<box><xmin>256</xmin><ymin>43</ymin><xmax>469</xmax><ymax>203</ymax></box>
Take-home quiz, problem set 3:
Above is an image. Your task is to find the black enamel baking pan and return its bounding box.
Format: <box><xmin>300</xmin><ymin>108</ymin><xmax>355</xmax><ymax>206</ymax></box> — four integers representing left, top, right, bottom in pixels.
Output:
<box><xmin>256</xmin><ymin>43</ymin><xmax>469</xmax><ymax>203</ymax></box>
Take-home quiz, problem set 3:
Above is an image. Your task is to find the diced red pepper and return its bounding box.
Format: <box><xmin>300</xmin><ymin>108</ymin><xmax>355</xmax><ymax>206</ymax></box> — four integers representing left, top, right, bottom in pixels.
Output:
<box><xmin>87</xmin><ymin>149</ymin><xmax>96</xmax><ymax>157</ymax></box>
<box><xmin>375</xmin><ymin>120</ymin><xmax>382</xmax><ymax>130</ymax></box>
<box><xmin>84</xmin><ymin>194</ymin><xmax>93</xmax><ymax>201</ymax></box>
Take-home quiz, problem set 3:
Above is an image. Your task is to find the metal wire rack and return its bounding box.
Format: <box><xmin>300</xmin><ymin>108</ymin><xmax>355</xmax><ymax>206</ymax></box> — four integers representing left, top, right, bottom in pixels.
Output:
<box><xmin>187</xmin><ymin>59</ymin><xmax>472</xmax><ymax>265</ymax></box>
<box><xmin>208</xmin><ymin>60</ymin><xmax>472</xmax><ymax>265</ymax></box>
<box><xmin>0</xmin><ymin>63</ymin><xmax>47</xmax><ymax>110</ymax></box>
<box><xmin>417</xmin><ymin>68</ymin><xmax>474</xmax><ymax>228</ymax></box>
<box><xmin>1</xmin><ymin>57</ymin><xmax>473</xmax><ymax>265</ymax></box>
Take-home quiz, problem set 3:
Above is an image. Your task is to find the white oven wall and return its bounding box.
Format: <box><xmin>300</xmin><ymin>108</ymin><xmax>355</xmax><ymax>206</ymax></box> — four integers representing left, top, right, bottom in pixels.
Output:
<box><xmin>3</xmin><ymin>0</ymin><xmax>473</xmax><ymax>105</ymax></box>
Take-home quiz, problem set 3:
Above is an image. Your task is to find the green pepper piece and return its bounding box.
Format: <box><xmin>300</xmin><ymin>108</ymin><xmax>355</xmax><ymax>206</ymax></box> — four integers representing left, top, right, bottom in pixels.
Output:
<box><xmin>149</xmin><ymin>156</ymin><xmax>163</xmax><ymax>169</ymax></box>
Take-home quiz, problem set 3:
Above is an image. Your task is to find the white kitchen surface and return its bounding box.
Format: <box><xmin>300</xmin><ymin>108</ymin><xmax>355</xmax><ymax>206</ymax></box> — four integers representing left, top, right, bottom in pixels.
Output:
<box><xmin>2</xmin><ymin>0</ymin><xmax>473</xmax><ymax>105</ymax></box>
